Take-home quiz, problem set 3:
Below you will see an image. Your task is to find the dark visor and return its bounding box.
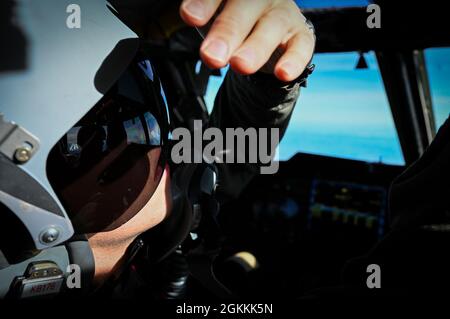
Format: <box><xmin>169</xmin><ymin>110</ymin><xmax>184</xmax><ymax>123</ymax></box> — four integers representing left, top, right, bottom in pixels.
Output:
<box><xmin>47</xmin><ymin>55</ymin><xmax>170</xmax><ymax>234</ymax></box>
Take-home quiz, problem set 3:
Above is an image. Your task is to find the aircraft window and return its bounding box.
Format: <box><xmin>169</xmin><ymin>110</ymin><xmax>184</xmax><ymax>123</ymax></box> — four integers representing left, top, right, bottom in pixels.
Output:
<box><xmin>424</xmin><ymin>47</ymin><xmax>450</xmax><ymax>130</ymax></box>
<box><xmin>204</xmin><ymin>51</ymin><xmax>405</xmax><ymax>165</ymax></box>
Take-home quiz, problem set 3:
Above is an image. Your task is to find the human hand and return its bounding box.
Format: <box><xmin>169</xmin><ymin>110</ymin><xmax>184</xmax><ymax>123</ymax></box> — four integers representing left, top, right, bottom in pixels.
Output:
<box><xmin>179</xmin><ymin>0</ymin><xmax>315</xmax><ymax>82</ymax></box>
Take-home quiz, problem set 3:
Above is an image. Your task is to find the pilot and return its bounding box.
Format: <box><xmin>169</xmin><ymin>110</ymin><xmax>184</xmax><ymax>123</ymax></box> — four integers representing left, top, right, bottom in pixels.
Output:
<box><xmin>0</xmin><ymin>0</ymin><xmax>315</xmax><ymax>298</ymax></box>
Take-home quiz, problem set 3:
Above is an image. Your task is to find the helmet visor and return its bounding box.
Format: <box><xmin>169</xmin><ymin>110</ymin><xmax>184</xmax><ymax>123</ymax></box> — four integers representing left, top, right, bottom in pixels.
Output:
<box><xmin>47</xmin><ymin>56</ymin><xmax>170</xmax><ymax>234</ymax></box>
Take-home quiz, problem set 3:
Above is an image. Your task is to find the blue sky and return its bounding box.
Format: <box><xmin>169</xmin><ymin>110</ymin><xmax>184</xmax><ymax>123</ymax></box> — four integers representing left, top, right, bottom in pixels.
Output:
<box><xmin>205</xmin><ymin>0</ymin><xmax>450</xmax><ymax>166</ymax></box>
<box><xmin>204</xmin><ymin>48</ymin><xmax>450</xmax><ymax>167</ymax></box>
<box><xmin>295</xmin><ymin>0</ymin><xmax>371</xmax><ymax>8</ymax></box>
<box><xmin>425</xmin><ymin>48</ymin><xmax>450</xmax><ymax>128</ymax></box>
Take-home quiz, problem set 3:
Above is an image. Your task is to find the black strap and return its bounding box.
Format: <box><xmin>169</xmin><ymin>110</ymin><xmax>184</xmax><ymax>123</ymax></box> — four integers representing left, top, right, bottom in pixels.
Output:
<box><xmin>65</xmin><ymin>235</ymin><xmax>95</xmax><ymax>295</ymax></box>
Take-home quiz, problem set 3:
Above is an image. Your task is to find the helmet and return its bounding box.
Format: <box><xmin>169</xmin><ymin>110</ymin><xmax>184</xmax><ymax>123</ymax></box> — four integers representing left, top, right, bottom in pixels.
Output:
<box><xmin>0</xmin><ymin>0</ymin><xmax>173</xmax><ymax>297</ymax></box>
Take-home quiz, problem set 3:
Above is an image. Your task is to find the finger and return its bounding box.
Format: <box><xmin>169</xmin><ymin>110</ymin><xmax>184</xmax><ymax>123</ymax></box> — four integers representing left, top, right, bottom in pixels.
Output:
<box><xmin>274</xmin><ymin>31</ymin><xmax>315</xmax><ymax>82</ymax></box>
<box><xmin>179</xmin><ymin>0</ymin><xmax>223</xmax><ymax>27</ymax></box>
<box><xmin>200</xmin><ymin>0</ymin><xmax>271</xmax><ymax>69</ymax></box>
<box><xmin>230</xmin><ymin>8</ymin><xmax>293</xmax><ymax>75</ymax></box>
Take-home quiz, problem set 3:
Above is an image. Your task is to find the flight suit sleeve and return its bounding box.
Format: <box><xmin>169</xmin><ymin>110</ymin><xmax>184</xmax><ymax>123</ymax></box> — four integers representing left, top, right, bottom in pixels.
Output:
<box><xmin>209</xmin><ymin>70</ymin><xmax>302</xmax><ymax>203</ymax></box>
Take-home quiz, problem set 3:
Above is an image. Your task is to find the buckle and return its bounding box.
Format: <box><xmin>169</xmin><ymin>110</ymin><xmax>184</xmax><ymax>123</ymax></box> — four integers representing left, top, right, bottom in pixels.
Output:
<box><xmin>12</xmin><ymin>261</ymin><xmax>64</xmax><ymax>298</ymax></box>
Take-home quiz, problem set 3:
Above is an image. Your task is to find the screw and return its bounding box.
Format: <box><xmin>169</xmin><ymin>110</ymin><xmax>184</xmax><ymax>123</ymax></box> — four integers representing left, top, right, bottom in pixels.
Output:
<box><xmin>40</xmin><ymin>227</ymin><xmax>60</xmax><ymax>244</ymax></box>
<box><xmin>14</xmin><ymin>147</ymin><xmax>31</xmax><ymax>164</ymax></box>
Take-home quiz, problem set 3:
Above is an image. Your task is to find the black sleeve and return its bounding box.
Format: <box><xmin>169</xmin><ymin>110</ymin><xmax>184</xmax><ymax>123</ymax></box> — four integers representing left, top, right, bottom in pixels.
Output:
<box><xmin>209</xmin><ymin>70</ymin><xmax>302</xmax><ymax>203</ymax></box>
<box><xmin>339</xmin><ymin>117</ymin><xmax>450</xmax><ymax>296</ymax></box>
<box><xmin>389</xmin><ymin>116</ymin><xmax>450</xmax><ymax>229</ymax></box>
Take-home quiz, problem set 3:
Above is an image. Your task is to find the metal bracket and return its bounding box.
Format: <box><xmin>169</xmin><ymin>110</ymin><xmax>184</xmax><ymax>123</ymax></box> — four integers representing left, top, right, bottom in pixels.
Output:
<box><xmin>0</xmin><ymin>190</ymin><xmax>71</xmax><ymax>250</ymax></box>
<box><xmin>0</xmin><ymin>114</ymin><xmax>40</xmax><ymax>164</ymax></box>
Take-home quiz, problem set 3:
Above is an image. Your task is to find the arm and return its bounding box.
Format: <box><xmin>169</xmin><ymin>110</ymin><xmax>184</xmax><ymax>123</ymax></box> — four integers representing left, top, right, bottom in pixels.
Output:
<box><xmin>178</xmin><ymin>0</ymin><xmax>315</xmax><ymax>201</ymax></box>
<box><xmin>209</xmin><ymin>70</ymin><xmax>303</xmax><ymax>202</ymax></box>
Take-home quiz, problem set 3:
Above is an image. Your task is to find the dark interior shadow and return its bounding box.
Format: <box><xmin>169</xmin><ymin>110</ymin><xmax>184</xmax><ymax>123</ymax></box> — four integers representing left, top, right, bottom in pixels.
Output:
<box><xmin>0</xmin><ymin>0</ymin><xmax>27</xmax><ymax>73</ymax></box>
